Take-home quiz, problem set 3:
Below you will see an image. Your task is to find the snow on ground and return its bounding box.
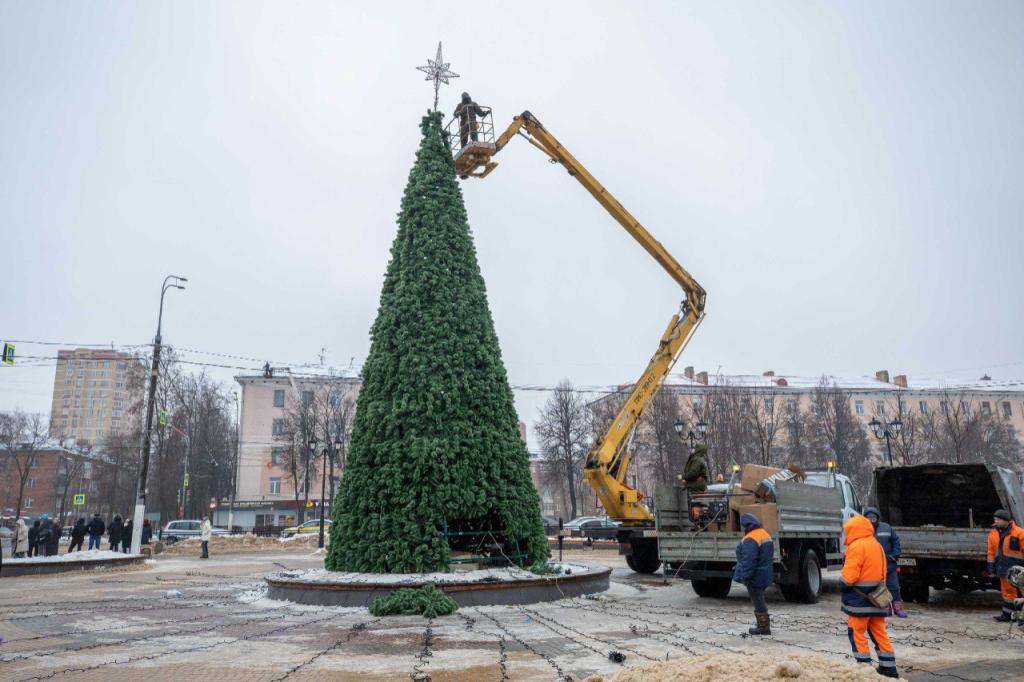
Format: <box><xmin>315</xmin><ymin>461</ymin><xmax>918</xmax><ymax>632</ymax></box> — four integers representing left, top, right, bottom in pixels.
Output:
<box><xmin>6</xmin><ymin>549</ymin><xmax>139</xmax><ymax>564</ymax></box>
<box><xmin>268</xmin><ymin>561</ymin><xmax>596</xmax><ymax>585</ymax></box>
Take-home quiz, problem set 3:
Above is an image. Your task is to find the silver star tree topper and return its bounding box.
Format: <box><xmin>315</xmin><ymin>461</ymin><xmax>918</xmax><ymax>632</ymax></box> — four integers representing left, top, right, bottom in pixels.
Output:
<box><xmin>416</xmin><ymin>42</ymin><xmax>459</xmax><ymax>111</ymax></box>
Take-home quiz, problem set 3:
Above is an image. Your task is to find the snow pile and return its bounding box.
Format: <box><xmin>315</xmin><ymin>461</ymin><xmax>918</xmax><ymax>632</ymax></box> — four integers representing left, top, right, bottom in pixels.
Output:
<box><xmin>269</xmin><ymin>562</ymin><xmax>594</xmax><ymax>585</ymax></box>
<box><xmin>7</xmin><ymin>550</ymin><xmax>139</xmax><ymax>564</ymax></box>
<box><xmin>161</xmin><ymin>532</ymin><xmax>323</xmax><ymax>555</ymax></box>
<box><xmin>585</xmin><ymin>653</ymin><xmax>896</xmax><ymax>682</ymax></box>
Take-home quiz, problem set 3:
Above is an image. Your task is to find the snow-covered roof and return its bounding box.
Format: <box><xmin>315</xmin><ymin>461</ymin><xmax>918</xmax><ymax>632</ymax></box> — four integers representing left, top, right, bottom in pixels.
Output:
<box><xmin>661</xmin><ymin>372</ymin><xmax>1024</xmax><ymax>395</ymax></box>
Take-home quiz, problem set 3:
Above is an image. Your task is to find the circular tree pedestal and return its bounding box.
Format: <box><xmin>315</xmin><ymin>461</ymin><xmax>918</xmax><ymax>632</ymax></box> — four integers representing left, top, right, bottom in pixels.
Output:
<box><xmin>265</xmin><ymin>562</ymin><xmax>610</xmax><ymax>608</ymax></box>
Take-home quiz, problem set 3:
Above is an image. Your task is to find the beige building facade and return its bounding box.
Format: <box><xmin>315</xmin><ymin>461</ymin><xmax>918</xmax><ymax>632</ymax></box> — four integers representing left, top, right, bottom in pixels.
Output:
<box><xmin>48</xmin><ymin>348</ymin><xmax>141</xmax><ymax>445</ymax></box>
<box><xmin>232</xmin><ymin>373</ymin><xmax>361</xmax><ymax>529</ymax></box>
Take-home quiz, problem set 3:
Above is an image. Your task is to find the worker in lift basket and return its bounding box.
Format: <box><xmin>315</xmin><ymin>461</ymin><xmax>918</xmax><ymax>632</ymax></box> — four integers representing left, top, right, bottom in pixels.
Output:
<box><xmin>840</xmin><ymin>514</ymin><xmax>899</xmax><ymax>678</ymax></box>
<box><xmin>987</xmin><ymin>509</ymin><xmax>1024</xmax><ymax>623</ymax></box>
<box><xmin>453</xmin><ymin>92</ymin><xmax>490</xmax><ymax>149</ymax></box>
<box><xmin>681</xmin><ymin>443</ymin><xmax>709</xmax><ymax>493</ymax></box>
<box><xmin>863</xmin><ymin>506</ymin><xmax>908</xmax><ymax>618</ymax></box>
<box><xmin>734</xmin><ymin>512</ymin><xmax>774</xmax><ymax>636</ymax></box>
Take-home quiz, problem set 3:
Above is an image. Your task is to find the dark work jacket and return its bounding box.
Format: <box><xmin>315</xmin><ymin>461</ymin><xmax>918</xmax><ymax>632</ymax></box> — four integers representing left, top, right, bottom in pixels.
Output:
<box><xmin>88</xmin><ymin>517</ymin><xmax>105</xmax><ymax>536</ymax></box>
<box><xmin>71</xmin><ymin>521</ymin><xmax>87</xmax><ymax>542</ymax></box>
<box><xmin>734</xmin><ymin>526</ymin><xmax>774</xmax><ymax>588</ymax></box>
<box><xmin>141</xmin><ymin>523</ymin><xmax>153</xmax><ymax>544</ymax></box>
<box><xmin>108</xmin><ymin>519</ymin><xmax>124</xmax><ymax>545</ymax></box>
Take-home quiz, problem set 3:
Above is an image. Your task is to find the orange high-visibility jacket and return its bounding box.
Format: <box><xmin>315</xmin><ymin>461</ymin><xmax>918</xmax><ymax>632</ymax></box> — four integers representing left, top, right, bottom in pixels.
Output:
<box><xmin>840</xmin><ymin>514</ymin><xmax>888</xmax><ymax>616</ymax></box>
<box><xmin>987</xmin><ymin>521</ymin><xmax>1024</xmax><ymax>577</ymax></box>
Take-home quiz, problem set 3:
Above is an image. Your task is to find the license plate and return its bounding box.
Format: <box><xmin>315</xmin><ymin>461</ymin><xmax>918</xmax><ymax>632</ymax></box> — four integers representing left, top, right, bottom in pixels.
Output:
<box><xmin>898</xmin><ymin>558</ymin><xmax>916</xmax><ymax>567</ymax></box>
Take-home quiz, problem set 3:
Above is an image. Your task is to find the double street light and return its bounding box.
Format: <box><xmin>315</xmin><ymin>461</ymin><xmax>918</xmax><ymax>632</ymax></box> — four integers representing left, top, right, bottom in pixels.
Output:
<box><xmin>308</xmin><ymin>434</ymin><xmax>344</xmax><ymax>549</ymax></box>
<box><xmin>673</xmin><ymin>418</ymin><xmax>708</xmax><ymax>449</ymax></box>
<box><xmin>868</xmin><ymin>416</ymin><xmax>903</xmax><ymax>467</ymax></box>
<box><xmin>131</xmin><ymin>275</ymin><xmax>187</xmax><ymax>555</ymax></box>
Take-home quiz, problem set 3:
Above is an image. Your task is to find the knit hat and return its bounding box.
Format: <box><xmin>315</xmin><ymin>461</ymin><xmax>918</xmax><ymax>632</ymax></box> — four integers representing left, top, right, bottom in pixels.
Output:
<box><xmin>994</xmin><ymin>509</ymin><xmax>1011</xmax><ymax>521</ymax></box>
<box><xmin>740</xmin><ymin>512</ymin><xmax>761</xmax><ymax>531</ymax></box>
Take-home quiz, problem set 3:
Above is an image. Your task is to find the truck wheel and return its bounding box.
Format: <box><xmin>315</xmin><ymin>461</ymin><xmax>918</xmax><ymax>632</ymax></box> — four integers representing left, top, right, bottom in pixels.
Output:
<box><xmin>902</xmin><ymin>579</ymin><xmax>929</xmax><ymax>604</ymax></box>
<box><xmin>781</xmin><ymin>548</ymin><xmax>822</xmax><ymax>603</ymax></box>
<box><xmin>625</xmin><ymin>540</ymin><xmax>661</xmax><ymax>574</ymax></box>
<box><xmin>691</xmin><ymin>577</ymin><xmax>731</xmax><ymax>598</ymax></box>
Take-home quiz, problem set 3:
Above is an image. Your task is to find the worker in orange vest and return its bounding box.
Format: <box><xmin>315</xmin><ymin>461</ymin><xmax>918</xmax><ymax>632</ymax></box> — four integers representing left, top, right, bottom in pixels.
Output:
<box><xmin>840</xmin><ymin>514</ymin><xmax>898</xmax><ymax>678</ymax></box>
<box><xmin>987</xmin><ymin>509</ymin><xmax>1024</xmax><ymax>623</ymax></box>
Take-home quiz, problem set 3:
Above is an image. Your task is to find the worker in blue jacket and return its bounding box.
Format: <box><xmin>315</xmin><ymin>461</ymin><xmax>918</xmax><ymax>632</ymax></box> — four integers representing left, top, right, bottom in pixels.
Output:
<box><xmin>734</xmin><ymin>512</ymin><xmax>775</xmax><ymax>635</ymax></box>
<box><xmin>864</xmin><ymin>506</ymin><xmax>907</xmax><ymax>618</ymax></box>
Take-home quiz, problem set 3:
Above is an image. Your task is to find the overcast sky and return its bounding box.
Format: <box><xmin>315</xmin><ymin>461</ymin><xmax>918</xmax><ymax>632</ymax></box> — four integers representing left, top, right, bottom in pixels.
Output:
<box><xmin>2</xmin><ymin>2</ymin><xmax>1022</xmax><ymax>443</ymax></box>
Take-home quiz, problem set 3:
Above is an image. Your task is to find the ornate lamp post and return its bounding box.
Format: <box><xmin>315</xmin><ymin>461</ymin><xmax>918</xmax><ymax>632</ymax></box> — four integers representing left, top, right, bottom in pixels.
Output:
<box><xmin>674</xmin><ymin>418</ymin><xmax>708</xmax><ymax>450</ymax></box>
<box><xmin>868</xmin><ymin>416</ymin><xmax>903</xmax><ymax>466</ymax></box>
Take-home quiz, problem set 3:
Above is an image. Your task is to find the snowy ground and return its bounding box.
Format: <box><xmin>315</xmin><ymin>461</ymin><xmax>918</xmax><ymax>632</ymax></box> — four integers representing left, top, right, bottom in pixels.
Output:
<box><xmin>269</xmin><ymin>562</ymin><xmax>592</xmax><ymax>585</ymax></box>
<box><xmin>6</xmin><ymin>549</ymin><xmax>140</xmax><ymax>564</ymax></box>
<box><xmin>1</xmin><ymin>549</ymin><xmax>1021</xmax><ymax>681</ymax></box>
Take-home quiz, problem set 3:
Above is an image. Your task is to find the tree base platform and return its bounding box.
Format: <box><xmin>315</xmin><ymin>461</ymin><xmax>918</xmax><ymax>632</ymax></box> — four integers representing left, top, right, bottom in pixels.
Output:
<box><xmin>2</xmin><ymin>550</ymin><xmax>146</xmax><ymax>577</ymax></box>
<box><xmin>265</xmin><ymin>562</ymin><xmax>610</xmax><ymax>607</ymax></box>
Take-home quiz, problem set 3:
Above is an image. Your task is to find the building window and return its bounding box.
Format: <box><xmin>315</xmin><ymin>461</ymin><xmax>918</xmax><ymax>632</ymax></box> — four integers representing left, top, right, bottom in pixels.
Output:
<box><xmin>810</xmin><ymin>400</ymin><xmax>819</xmax><ymax>415</ymax></box>
<box><xmin>271</xmin><ymin>448</ymin><xmax>283</xmax><ymax>465</ymax></box>
<box><xmin>302</xmin><ymin>390</ymin><xmax>314</xmax><ymax>407</ymax></box>
<box><xmin>919</xmin><ymin>401</ymin><xmax>928</xmax><ymax>414</ymax></box>
<box><xmin>940</xmin><ymin>401</ymin><xmax>949</xmax><ymax>415</ymax></box>
<box><xmin>1008</xmin><ymin>426</ymin><xmax>1017</xmax><ymax>441</ymax></box>
<box><xmin>854</xmin><ymin>400</ymin><xmax>864</xmax><ymax>415</ymax></box>
<box><xmin>763</xmin><ymin>398</ymin><xmax>774</xmax><ymax>414</ymax></box>
<box><xmin>692</xmin><ymin>397</ymin><xmax>704</xmax><ymax>410</ymax></box>
<box><xmin>960</xmin><ymin>401</ymin><xmax>970</xmax><ymax>415</ymax></box>
<box><xmin>24</xmin><ymin>498</ymin><xmax>33</xmax><ymax>509</ymax></box>
<box><xmin>272</xmin><ymin>418</ymin><xmax>285</xmax><ymax>436</ymax></box>
<box><xmin>981</xmin><ymin>401</ymin><xmax>991</xmax><ymax>416</ymax></box>
<box><xmin>269</xmin><ymin>478</ymin><xmax>281</xmax><ymax>495</ymax></box>
<box><xmin>875</xmin><ymin>401</ymin><xmax>885</xmax><ymax>415</ymax></box>
<box><xmin>1003</xmin><ymin>402</ymin><xmax>1012</xmax><ymax>419</ymax></box>
<box><xmin>787</xmin><ymin>399</ymin><xmax>797</xmax><ymax>413</ymax></box>
<box><xmin>273</xmin><ymin>389</ymin><xmax>285</xmax><ymax>407</ymax></box>
<box><xmin>27</xmin><ymin>478</ymin><xmax>35</xmax><ymax>489</ymax></box>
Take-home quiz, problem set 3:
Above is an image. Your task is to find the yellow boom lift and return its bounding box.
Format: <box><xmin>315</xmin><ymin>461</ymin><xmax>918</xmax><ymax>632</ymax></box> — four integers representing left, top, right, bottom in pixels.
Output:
<box><xmin>450</xmin><ymin>109</ymin><xmax>706</xmax><ymax>573</ymax></box>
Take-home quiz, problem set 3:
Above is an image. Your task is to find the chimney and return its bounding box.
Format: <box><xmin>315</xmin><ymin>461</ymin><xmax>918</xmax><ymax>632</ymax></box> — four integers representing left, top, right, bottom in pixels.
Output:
<box><xmin>875</xmin><ymin>370</ymin><xmax>890</xmax><ymax>384</ymax></box>
<box><xmin>763</xmin><ymin>370</ymin><xmax>775</xmax><ymax>377</ymax></box>
<box><xmin>980</xmin><ymin>374</ymin><xmax>992</xmax><ymax>381</ymax></box>
<box><xmin>775</xmin><ymin>377</ymin><xmax>788</xmax><ymax>387</ymax></box>
<box><xmin>893</xmin><ymin>375</ymin><xmax>908</xmax><ymax>388</ymax></box>
<box><xmin>696</xmin><ymin>371</ymin><xmax>709</xmax><ymax>385</ymax></box>
<box><xmin>684</xmin><ymin>366</ymin><xmax>695</xmax><ymax>380</ymax></box>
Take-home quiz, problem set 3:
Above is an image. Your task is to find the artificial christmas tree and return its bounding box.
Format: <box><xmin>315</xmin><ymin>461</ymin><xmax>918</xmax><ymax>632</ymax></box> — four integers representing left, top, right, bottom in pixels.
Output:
<box><xmin>326</xmin><ymin>111</ymin><xmax>549</xmax><ymax>574</ymax></box>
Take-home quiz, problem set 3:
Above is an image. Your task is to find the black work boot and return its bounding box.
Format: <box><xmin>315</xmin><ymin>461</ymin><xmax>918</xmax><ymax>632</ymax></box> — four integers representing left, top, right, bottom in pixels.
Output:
<box><xmin>994</xmin><ymin>613</ymin><xmax>1012</xmax><ymax>622</ymax></box>
<box><xmin>876</xmin><ymin>666</ymin><xmax>899</xmax><ymax>678</ymax></box>
<box><xmin>748</xmin><ymin>613</ymin><xmax>771</xmax><ymax>636</ymax></box>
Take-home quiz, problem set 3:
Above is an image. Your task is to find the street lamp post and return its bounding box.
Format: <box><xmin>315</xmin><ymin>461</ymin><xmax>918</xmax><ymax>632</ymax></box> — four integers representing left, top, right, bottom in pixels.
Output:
<box><xmin>329</xmin><ymin>434</ymin><xmax>342</xmax><ymax>512</ymax></box>
<box><xmin>130</xmin><ymin>275</ymin><xmax>187</xmax><ymax>555</ymax></box>
<box><xmin>674</xmin><ymin>418</ymin><xmax>708</xmax><ymax>450</ymax></box>
<box><xmin>308</xmin><ymin>436</ymin><xmax>329</xmax><ymax>548</ymax></box>
<box><xmin>227</xmin><ymin>391</ymin><xmax>240</xmax><ymax>532</ymax></box>
<box><xmin>868</xmin><ymin>416</ymin><xmax>903</xmax><ymax>467</ymax></box>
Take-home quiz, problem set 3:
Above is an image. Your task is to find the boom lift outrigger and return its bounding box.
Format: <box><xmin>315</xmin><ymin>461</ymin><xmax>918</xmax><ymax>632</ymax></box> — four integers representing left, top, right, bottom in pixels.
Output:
<box><xmin>450</xmin><ymin>109</ymin><xmax>706</xmax><ymax>573</ymax></box>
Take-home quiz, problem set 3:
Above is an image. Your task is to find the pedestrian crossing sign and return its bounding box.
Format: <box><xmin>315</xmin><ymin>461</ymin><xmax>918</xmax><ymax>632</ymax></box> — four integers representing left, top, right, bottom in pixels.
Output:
<box><xmin>73</xmin><ymin>493</ymin><xmax>86</xmax><ymax>506</ymax></box>
<box><xmin>2</xmin><ymin>343</ymin><xmax>13</xmax><ymax>365</ymax></box>
<box><xmin>306</xmin><ymin>500</ymin><xmax>315</xmax><ymax>507</ymax></box>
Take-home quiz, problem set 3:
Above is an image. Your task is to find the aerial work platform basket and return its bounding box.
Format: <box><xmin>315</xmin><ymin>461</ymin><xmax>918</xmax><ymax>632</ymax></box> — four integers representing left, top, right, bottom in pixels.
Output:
<box><xmin>444</xmin><ymin>107</ymin><xmax>498</xmax><ymax>178</ymax></box>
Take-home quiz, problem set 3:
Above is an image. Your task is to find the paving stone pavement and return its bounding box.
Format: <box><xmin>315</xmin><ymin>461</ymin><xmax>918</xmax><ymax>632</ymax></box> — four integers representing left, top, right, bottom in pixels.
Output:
<box><xmin>1</xmin><ymin>549</ymin><xmax>1022</xmax><ymax>681</ymax></box>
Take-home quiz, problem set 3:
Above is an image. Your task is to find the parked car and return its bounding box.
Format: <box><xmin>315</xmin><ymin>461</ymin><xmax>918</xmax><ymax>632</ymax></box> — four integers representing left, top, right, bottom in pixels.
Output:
<box><xmin>564</xmin><ymin>516</ymin><xmax>621</xmax><ymax>541</ymax></box>
<box><xmin>160</xmin><ymin>520</ymin><xmax>229</xmax><ymax>544</ymax></box>
<box><xmin>280</xmin><ymin>518</ymin><xmax>332</xmax><ymax>538</ymax></box>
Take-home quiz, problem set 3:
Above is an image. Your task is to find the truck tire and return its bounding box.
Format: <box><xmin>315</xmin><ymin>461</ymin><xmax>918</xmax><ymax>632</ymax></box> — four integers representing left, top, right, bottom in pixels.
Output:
<box><xmin>625</xmin><ymin>540</ymin><xmax>661</xmax><ymax>574</ymax></box>
<box><xmin>901</xmin><ymin>578</ymin><xmax>929</xmax><ymax>604</ymax></box>
<box><xmin>691</xmin><ymin>577</ymin><xmax>731</xmax><ymax>598</ymax></box>
<box><xmin>781</xmin><ymin>548</ymin><xmax>822</xmax><ymax>603</ymax></box>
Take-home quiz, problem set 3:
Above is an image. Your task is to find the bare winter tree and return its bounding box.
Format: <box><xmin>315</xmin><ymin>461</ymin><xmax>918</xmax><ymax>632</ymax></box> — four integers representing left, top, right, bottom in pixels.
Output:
<box><xmin>781</xmin><ymin>400</ymin><xmax>816</xmax><ymax>468</ymax></box>
<box><xmin>634</xmin><ymin>388</ymin><xmax>688</xmax><ymax>488</ymax></box>
<box><xmin>923</xmin><ymin>391</ymin><xmax>1020</xmax><ymax>466</ymax></box>
<box><xmin>881</xmin><ymin>394</ymin><xmax>929</xmax><ymax>466</ymax></box>
<box><xmin>743</xmin><ymin>387</ymin><xmax>785</xmax><ymax>466</ymax></box>
<box><xmin>0</xmin><ymin>410</ymin><xmax>49</xmax><ymax>519</ymax></box>
<box><xmin>535</xmin><ymin>380</ymin><xmax>591</xmax><ymax>520</ymax></box>
<box><xmin>809</xmin><ymin>377</ymin><xmax>874</xmax><ymax>494</ymax></box>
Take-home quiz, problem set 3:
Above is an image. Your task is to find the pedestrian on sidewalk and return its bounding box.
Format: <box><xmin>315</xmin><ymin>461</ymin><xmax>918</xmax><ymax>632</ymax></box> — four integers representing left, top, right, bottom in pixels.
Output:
<box><xmin>121</xmin><ymin>519</ymin><xmax>133</xmax><ymax>553</ymax></box>
<box><xmin>141</xmin><ymin>518</ymin><xmax>153</xmax><ymax>545</ymax></box>
<box><xmin>87</xmin><ymin>513</ymin><xmax>105</xmax><ymax>550</ymax></box>
<box><xmin>46</xmin><ymin>519</ymin><xmax>62</xmax><ymax>556</ymax></box>
<box><xmin>841</xmin><ymin>514</ymin><xmax>899</xmax><ymax>678</ymax></box>
<box><xmin>68</xmin><ymin>518</ymin><xmax>87</xmax><ymax>553</ymax></box>
<box><xmin>28</xmin><ymin>519</ymin><xmax>40</xmax><ymax>557</ymax></box>
<box><xmin>107</xmin><ymin>515</ymin><xmax>124</xmax><ymax>552</ymax></box>
<box><xmin>734</xmin><ymin>512</ymin><xmax>774</xmax><ymax>636</ymax></box>
<box><xmin>200</xmin><ymin>516</ymin><xmax>212</xmax><ymax>559</ymax></box>
<box><xmin>14</xmin><ymin>518</ymin><xmax>29</xmax><ymax>558</ymax></box>
<box><xmin>863</xmin><ymin>506</ymin><xmax>907</xmax><ymax>618</ymax></box>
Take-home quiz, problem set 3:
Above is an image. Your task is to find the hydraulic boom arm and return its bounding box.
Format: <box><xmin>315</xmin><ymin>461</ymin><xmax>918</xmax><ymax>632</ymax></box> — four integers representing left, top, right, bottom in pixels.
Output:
<box><xmin>469</xmin><ymin>111</ymin><xmax>706</xmax><ymax>524</ymax></box>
